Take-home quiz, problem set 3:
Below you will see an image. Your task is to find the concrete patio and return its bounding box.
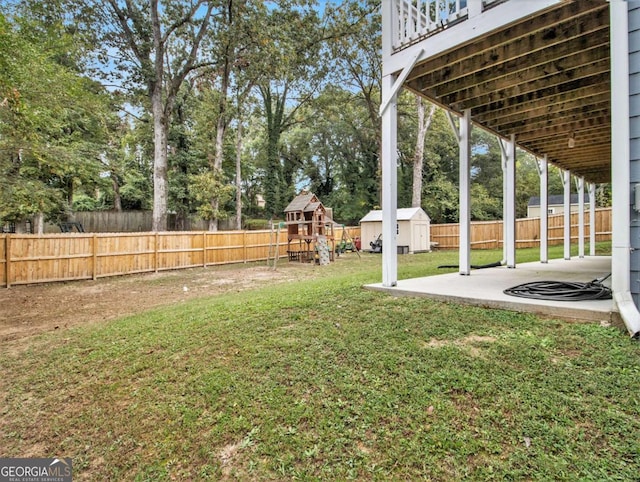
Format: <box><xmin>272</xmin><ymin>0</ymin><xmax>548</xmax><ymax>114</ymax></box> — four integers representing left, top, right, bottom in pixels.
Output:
<box><xmin>366</xmin><ymin>256</ymin><xmax>618</xmax><ymax>325</ymax></box>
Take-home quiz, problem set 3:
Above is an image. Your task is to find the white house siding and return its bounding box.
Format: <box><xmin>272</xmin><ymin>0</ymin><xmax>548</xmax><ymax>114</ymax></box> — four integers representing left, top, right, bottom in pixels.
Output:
<box><xmin>527</xmin><ymin>205</ymin><xmax>578</xmax><ymax>218</ymax></box>
<box><xmin>629</xmin><ymin>3</ymin><xmax>640</xmax><ymax>306</ymax></box>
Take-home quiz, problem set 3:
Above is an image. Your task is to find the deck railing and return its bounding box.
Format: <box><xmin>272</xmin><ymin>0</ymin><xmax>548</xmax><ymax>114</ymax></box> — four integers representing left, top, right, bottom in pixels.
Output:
<box><xmin>391</xmin><ymin>0</ymin><xmax>513</xmax><ymax>51</ymax></box>
<box><xmin>392</xmin><ymin>0</ymin><xmax>468</xmax><ymax>49</ymax></box>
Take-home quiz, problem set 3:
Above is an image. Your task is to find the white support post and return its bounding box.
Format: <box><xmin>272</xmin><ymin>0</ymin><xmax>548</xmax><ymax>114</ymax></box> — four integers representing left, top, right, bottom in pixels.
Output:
<box><xmin>536</xmin><ymin>156</ymin><xmax>549</xmax><ymax>263</ymax></box>
<box><xmin>381</xmin><ymin>73</ymin><xmax>398</xmax><ymax>287</ymax></box>
<box><xmin>562</xmin><ymin>170</ymin><xmax>571</xmax><ymax>260</ymax></box>
<box><xmin>500</xmin><ymin>140</ymin><xmax>507</xmax><ymax>264</ymax></box>
<box><xmin>459</xmin><ymin>110</ymin><xmax>472</xmax><ymax>275</ymax></box>
<box><xmin>610</xmin><ymin>0</ymin><xmax>631</xmax><ymax>295</ymax></box>
<box><xmin>609</xmin><ymin>0</ymin><xmax>640</xmax><ymax>338</ymax></box>
<box><xmin>589</xmin><ymin>183</ymin><xmax>596</xmax><ymax>256</ymax></box>
<box><xmin>500</xmin><ymin>135</ymin><xmax>516</xmax><ymax>268</ymax></box>
<box><xmin>577</xmin><ymin>177</ymin><xmax>585</xmax><ymax>258</ymax></box>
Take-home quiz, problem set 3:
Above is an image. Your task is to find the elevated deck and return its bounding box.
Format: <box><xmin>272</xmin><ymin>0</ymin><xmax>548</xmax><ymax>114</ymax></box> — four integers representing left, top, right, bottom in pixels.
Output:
<box><xmin>384</xmin><ymin>0</ymin><xmax>611</xmax><ymax>184</ymax></box>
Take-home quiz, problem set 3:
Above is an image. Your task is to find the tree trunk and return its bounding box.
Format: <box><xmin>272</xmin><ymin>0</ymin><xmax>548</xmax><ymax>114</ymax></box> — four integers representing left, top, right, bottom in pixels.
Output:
<box><xmin>412</xmin><ymin>98</ymin><xmax>437</xmax><ymax>208</ymax></box>
<box><xmin>209</xmin><ymin>48</ymin><xmax>231</xmax><ymax>232</ymax></box>
<box><xmin>33</xmin><ymin>212</ymin><xmax>44</xmax><ymax>235</ymax></box>
<box><xmin>208</xmin><ymin>117</ymin><xmax>226</xmax><ymax>232</ymax></box>
<box><xmin>112</xmin><ymin>176</ymin><xmax>122</xmax><ymax>212</ymax></box>
<box><xmin>213</xmin><ymin>74</ymin><xmax>228</xmax><ymax>173</ymax></box>
<box><xmin>260</xmin><ymin>85</ymin><xmax>287</xmax><ymax>215</ymax></box>
<box><xmin>235</xmin><ymin>118</ymin><xmax>243</xmax><ymax>230</ymax></box>
<box><xmin>151</xmin><ymin>88</ymin><xmax>168</xmax><ymax>232</ymax></box>
<box><xmin>368</xmin><ymin>99</ymin><xmax>383</xmax><ymax>207</ymax></box>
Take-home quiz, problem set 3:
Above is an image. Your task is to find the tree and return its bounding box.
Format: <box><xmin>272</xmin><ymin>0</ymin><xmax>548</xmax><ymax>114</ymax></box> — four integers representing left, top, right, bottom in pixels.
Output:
<box><xmin>189</xmin><ymin>170</ymin><xmax>234</xmax><ymax>225</ymax></box>
<box><xmin>167</xmin><ymin>82</ymin><xmax>202</xmax><ymax>229</ymax></box>
<box><xmin>255</xmin><ymin>1</ymin><xmax>371</xmax><ymax>215</ymax></box>
<box><xmin>407</xmin><ymin>106</ymin><xmax>459</xmax><ymax>222</ymax></box>
<box><xmin>328</xmin><ymin>0</ymin><xmax>382</xmax><ymax>206</ymax></box>
<box><xmin>118</xmin><ymin>118</ymin><xmax>154</xmax><ymax>211</ymax></box>
<box><xmin>422</xmin><ymin>173</ymin><xmax>459</xmax><ymax>224</ymax></box>
<box><xmin>412</xmin><ymin>96</ymin><xmax>437</xmax><ymax>208</ymax></box>
<box><xmin>234</xmin><ymin>113</ymin><xmax>244</xmax><ymax>229</ymax></box>
<box><xmin>0</xmin><ymin>12</ymin><xmax>114</xmax><ymax>231</ymax></box>
<box><xmin>280</xmin><ymin>85</ymin><xmax>381</xmax><ymax>224</ymax></box>
<box><xmin>470</xmin><ymin>128</ymin><xmax>503</xmax><ymax>203</ymax></box>
<box><xmin>256</xmin><ymin>10</ymin><xmax>326</xmax><ymax>213</ymax></box>
<box><xmin>200</xmin><ymin>0</ymin><xmax>265</xmax><ymax>230</ymax></box>
<box><xmin>65</xmin><ymin>0</ymin><xmax>217</xmax><ymax>231</ymax></box>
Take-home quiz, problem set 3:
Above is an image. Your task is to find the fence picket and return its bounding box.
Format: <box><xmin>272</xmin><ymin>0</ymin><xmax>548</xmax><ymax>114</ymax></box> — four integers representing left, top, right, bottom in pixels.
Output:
<box><xmin>5</xmin><ymin>234</ymin><xmax>10</xmax><ymax>288</ymax></box>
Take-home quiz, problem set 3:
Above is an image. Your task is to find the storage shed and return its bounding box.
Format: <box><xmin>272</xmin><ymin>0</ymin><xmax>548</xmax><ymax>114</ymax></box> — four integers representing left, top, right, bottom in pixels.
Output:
<box><xmin>360</xmin><ymin>207</ymin><xmax>430</xmax><ymax>254</ymax></box>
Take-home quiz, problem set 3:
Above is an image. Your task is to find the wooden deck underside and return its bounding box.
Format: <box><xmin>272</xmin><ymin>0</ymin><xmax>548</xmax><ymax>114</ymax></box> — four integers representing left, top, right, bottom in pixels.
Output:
<box><xmin>396</xmin><ymin>0</ymin><xmax>610</xmax><ymax>184</ymax></box>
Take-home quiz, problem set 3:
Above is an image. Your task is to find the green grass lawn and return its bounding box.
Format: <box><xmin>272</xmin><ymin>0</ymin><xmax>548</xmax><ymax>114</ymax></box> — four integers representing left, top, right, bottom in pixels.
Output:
<box><xmin>2</xmin><ymin>244</ymin><xmax>639</xmax><ymax>481</ymax></box>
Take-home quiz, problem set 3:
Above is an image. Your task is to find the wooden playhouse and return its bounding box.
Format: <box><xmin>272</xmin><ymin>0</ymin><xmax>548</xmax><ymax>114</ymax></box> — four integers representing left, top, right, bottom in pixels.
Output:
<box><xmin>283</xmin><ymin>192</ymin><xmax>335</xmax><ymax>263</ymax></box>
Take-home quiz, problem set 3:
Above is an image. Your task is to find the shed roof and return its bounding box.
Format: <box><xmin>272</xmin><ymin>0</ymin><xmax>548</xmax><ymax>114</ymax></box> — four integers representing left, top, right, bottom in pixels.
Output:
<box><xmin>360</xmin><ymin>207</ymin><xmax>429</xmax><ymax>223</ymax></box>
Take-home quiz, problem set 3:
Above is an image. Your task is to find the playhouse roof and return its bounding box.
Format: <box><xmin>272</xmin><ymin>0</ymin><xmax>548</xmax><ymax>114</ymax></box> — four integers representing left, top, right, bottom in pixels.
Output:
<box><xmin>304</xmin><ymin>202</ymin><xmax>323</xmax><ymax>212</ymax></box>
<box><xmin>284</xmin><ymin>192</ymin><xmax>320</xmax><ymax>212</ymax></box>
<box><xmin>360</xmin><ymin>207</ymin><xmax>429</xmax><ymax>223</ymax></box>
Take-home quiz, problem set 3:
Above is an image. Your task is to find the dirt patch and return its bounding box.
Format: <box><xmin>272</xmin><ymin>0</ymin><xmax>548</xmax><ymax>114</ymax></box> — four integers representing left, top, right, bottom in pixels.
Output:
<box><xmin>424</xmin><ymin>335</ymin><xmax>497</xmax><ymax>357</ymax></box>
<box><xmin>0</xmin><ymin>262</ymin><xmax>315</xmax><ymax>344</ymax></box>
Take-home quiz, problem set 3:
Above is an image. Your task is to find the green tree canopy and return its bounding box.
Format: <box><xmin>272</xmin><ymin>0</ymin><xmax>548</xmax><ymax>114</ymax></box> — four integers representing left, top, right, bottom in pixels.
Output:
<box><xmin>0</xmin><ymin>12</ymin><xmax>115</xmax><ymax>228</ymax></box>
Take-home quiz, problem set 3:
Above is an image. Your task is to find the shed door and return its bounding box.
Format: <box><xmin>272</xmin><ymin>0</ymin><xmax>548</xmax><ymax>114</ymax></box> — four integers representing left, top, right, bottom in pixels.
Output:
<box><xmin>412</xmin><ymin>222</ymin><xmax>427</xmax><ymax>252</ymax></box>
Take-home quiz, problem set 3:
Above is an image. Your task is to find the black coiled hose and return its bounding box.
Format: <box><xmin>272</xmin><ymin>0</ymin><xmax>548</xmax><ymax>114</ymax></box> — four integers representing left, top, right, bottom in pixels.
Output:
<box><xmin>504</xmin><ymin>275</ymin><xmax>612</xmax><ymax>301</ymax></box>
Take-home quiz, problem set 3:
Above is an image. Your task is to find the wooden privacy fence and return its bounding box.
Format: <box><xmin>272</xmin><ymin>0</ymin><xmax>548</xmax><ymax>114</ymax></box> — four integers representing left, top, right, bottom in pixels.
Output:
<box><xmin>0</xmin><ymin>209</ymin><xmax>613</xmax><ymax>287</ymax></box>
<box><xmin>0</xmin><ymin>226</ymin><xmax>360</xmax><ymax>287</ymax></box>
<box><xmin>431</xmin><ymin>207</ymin><xmax>612</xmax><ymax>250</ymax></box>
